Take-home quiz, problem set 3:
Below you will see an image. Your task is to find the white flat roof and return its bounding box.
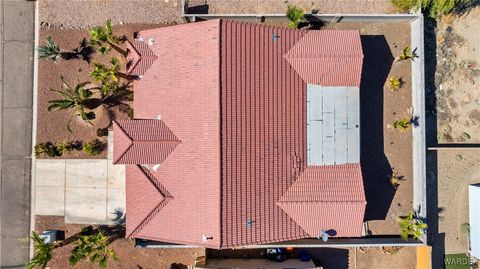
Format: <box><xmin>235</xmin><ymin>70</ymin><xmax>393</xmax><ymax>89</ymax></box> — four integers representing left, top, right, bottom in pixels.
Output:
<box><xmin>307</xmin><ymin>84</ymin><xmax>360</xmax><ymax>165</ymax></box>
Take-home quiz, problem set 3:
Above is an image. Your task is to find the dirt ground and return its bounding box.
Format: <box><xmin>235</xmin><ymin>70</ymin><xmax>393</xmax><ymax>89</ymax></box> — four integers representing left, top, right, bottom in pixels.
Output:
<box><xmin>35</xmin><ymin>215</ymin><xmax>204</xmax><ymax>269</ymax></box>
<box><xmin>37</xmin><ymin>24</ymin><xmax>162</xmax><ymax>159</ymax></box>
<box><xmin>350</xmin><ymin>247</ymin><xmax>417</xmax><ymax>269</ymax></box>
<box><xmin>435</xmin><ymin>7</ymin><xmax>480</xmax><ymax>143</ymax></box>
<box><xmin>437</xmin><ymin>149</ymin><xmax>480</xmax><ymax>254</ymax></box>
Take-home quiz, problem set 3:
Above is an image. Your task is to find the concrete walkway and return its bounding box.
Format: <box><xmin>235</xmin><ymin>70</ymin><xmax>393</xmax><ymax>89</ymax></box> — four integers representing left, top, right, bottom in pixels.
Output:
<box><xmin>0</xmin><ymin>0</ymin><xmax>35</xmax><ymax>267</ymax></box>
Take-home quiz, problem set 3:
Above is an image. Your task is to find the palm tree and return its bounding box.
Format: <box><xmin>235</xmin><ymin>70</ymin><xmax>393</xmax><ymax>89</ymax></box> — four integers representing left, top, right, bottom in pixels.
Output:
<box><xmin>398</xmin><ymin>211</ymin><xmax>428</xmax><ymax>240</ymax></box>
<box><xmin>89</xmin><ymin>19</ymin><xmax>126</xmax><ymax>56</ymax></box>
<box><xmin>69</xmin><ymin>230</ymin><xmax>118</xmax><ymax>268</ymax></box>
<box><xmin>89</xmin><ymin>58</ymin><xmax>120</xmax><ymax>83</ymax></box>
<box><xmin>27</xmin><ymin>232</ymin><xmax>53</xmax><ymax>269</ymax></box>
<box><xmin>47</xmin><ymin>76</ymin><xmax>102</xmax><ymax>131</ymax></box>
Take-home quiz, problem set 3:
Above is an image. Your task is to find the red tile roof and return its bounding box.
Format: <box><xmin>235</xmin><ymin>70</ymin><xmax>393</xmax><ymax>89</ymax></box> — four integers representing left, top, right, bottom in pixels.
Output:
<box><xmin>115</xmin><ymin>19</ymin><xmax>366</xmax><ymax>248</ymax></box>
<box><xmin>276</xmin><ymin>164</ymin><xmax>366</xmax><ymax>237</ymax></box>
<box><xmin>284</xmin><ymin>30</ymin><xmax>363</xmax><ymax>87</ymax></box>
<box><xmin>112</xmin><ymin>120</ymin><xmax>180</xmax><ymax>164</ymax></box>
<box><xmin>127</xmin><ymin>20</ymin><xmax>222</xmax><ymax>248</ymax></box>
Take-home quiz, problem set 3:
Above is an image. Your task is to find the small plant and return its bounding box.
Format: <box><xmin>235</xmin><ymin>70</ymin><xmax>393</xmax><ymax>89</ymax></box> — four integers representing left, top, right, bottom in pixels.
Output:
<box><xmin>57</xmin><ymin>141</ymin><xmax>81</xmax><ymax>154</ymax></box>
<box><xmin>460</xmin><ymin>223</ymin><xmax>470</xmax><ymax>234</ymax></box>
<box><xmin>389</xmin><ymin>170</ymin><xmax>405</xmax><ymax>189</ymax></box>
<box><xmin>83</xmin><ymin>139</ymin><xmax>104</xmax><ymax>156</ymax></box>
<box><xmin>388</xmin><ymin>76</ymin><xmax>403</xmax><ymax>92</ymax></box>
<box><xmin>286</xmin><ymin>5</ymin><xmax>305</xmax><ymax>29</ymax></box>
<box><xmin>395</xmin><ymin>46</ymin><xmax>418</xmax><ymax>61</ymax></box>
<box><xmin>89</xmin><ymin>19</ymin><xmax>125</xmax><ymax>56</ymax></box>
<box><xmin>35</xmin><ymin>142</ymin><xmax>61</xmax><ymax>157</ymax></box>
<box><xmin>393</xmin><ymin>118</ymin><xmax>412</xmax><ymax>131</ymax></box>
<box><xmin>37</xmin><ymin>36</ymin><xmax>64</xmax><ymax>62</ymax></box>
<box><xmin>398</xmin><ymin>211</ymin><xmax>427</xmax><ymax>240</ymax></box>
<box><xmin>27</xmin><ymin>232</ymin><xmax>53</xmax><ymax>269</ymax></box>
<box><xmin>69</xmin><ymin>230</ymin><xmax>118</xmax><ymax>268</ymax></box>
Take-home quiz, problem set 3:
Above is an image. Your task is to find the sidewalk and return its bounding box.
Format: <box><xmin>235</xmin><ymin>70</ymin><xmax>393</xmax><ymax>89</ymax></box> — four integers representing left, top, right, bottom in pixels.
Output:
<box><xmin>0</xmin><ymin>0</ymin><xmax>35</xmax><ymax>267</ymax></box>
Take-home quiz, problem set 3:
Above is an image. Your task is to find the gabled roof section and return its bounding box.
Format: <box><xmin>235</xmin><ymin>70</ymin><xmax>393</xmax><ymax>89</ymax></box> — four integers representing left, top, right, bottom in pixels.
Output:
<box><xmin>284</xmin><ymin>30</ymin><xmax>364</xmax><ymax>87</ymax></box>
<box><xmin>125</xmin><ymin>165</ymin><xmax>173</xmax><ymax>238</ymax></box>
<box><xmin>126</xmin><ymin>39</ymin><xmax>158</xmax><ymax>76</ymax></box>
<box><xmin>113</xmin><ymin>120</ymin><xmax>181</xmax><ymax>164</ymax></box>
<box><xmin>277</xmin><ymin>164</ymin><xmax>366</xmax><ymax>237</ymax></box>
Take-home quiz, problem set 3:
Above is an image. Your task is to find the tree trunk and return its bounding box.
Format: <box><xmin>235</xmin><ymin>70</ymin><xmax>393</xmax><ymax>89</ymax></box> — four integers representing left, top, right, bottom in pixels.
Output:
<box><xmin>107</xmin><ymin>41</ymin><xmax>127</xmax><ymax>57</ymax></box>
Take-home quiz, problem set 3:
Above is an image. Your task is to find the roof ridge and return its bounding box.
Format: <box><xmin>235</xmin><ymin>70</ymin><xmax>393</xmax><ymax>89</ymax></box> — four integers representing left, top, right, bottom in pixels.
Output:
<box><xmin>112</xmin><ymin>121</ymin><xmax>134</xmax><ymax>164</ymax></box>
<box><xmin>127</xmin><ymin>165</ymin><xmax>173</xmax><ymax>238</ymax></box>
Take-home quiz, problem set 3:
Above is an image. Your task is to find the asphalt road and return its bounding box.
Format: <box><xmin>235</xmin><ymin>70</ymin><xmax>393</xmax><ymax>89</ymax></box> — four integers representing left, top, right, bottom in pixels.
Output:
<box><xmin>0</xmin><ymin>0</ymin><xmax>35</xmax><ymax>267</ymax></box>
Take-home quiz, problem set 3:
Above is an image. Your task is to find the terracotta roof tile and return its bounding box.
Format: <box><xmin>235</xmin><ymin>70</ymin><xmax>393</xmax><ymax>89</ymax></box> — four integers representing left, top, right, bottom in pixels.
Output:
<box><xmin>277</xmin><ymin>164</ymin><xmax>366</xmax><ymax>237</ymax></box>
<box><xmin>113</xmin><ymin>119</ymin><xmax>180</xmax><ymax>164</ymax></box>
<box><xmin>127</xmin><ymin>20</ymin><xmax>222</xmax><ymax>248</ymax></box>
<box><xmin>117</xmin><ymin>19</ymin><xmax>366</xmax><ymax>248</ymax></box>
<box><xmin>284</xmin><ymin>30</ymin><xmax>363</xmax><ymax>87</ymax></box>
<box><xmin>126</xmin><ymin>40</ymin><xmax>158</xmax><ymax>76</ymax></box>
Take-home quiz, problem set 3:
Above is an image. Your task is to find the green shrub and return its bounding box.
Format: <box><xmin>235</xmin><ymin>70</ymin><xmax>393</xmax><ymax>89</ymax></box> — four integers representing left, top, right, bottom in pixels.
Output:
<box><xmin>391</xmin><ymin>0</ymin><xmax>472</xmax><ymax>18</ymax></box>
<box><xmin>35</xmin><ymin>142</ymin><xmax>62</xmax><ymax>157</ymax></box>
<box><xmin>398</xmin><ymin>211</ymin><xmax>427</xmax><ymax>240</ymax></box>
<box><xmin>83</xmin><ymin>139</ymin><xmax>104</xmax><ymax>156</ymax></box>
<box><xmin>286</xmin><ymin>5</ymin><xmax>305</xmax><ymax>29</ymax></box>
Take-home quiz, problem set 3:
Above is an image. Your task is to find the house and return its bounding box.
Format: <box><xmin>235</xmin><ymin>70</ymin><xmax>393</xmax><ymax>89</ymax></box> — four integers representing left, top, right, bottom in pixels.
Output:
<box><xmin>113</xmin><ymin>19</ymin><xmax>366</xmax><ymax>249</ymax></box>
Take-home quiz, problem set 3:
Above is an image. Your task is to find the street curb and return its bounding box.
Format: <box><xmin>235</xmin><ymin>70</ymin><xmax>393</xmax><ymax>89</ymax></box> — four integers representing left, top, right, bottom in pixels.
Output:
<box><xmin>29</xmin><ymin>0</ymin><xmax>40</xmax><ymax>260</ymax></box>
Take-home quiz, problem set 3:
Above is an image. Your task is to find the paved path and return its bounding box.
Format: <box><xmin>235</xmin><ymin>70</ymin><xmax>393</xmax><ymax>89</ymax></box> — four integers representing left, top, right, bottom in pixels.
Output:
<box><xmin>0</xmin><ymin>0</ymin><xmax>35</xmax><ymax>267</ymax></box>
<box><xmin>34</xmin><ymin>137</ymin><xmax>126</xmax><ymax>225</ymax></box>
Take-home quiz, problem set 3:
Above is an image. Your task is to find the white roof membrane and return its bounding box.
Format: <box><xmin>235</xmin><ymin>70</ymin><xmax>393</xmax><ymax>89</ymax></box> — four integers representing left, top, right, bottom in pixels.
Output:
<box><xmin>470</xmin><ymin>184</ymin><xmax>480</xmax><ymax>259</ymax></box>
<box><xmin>307</xmin><ymin>84</ymin><xmax>360</xmax><ymax>165</ymax></box>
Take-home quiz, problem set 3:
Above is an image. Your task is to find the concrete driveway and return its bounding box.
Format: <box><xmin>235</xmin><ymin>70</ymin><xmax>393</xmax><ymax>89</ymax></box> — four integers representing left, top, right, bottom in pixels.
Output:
<box><xmin>35</xmin><ymin>159</ymin><xmax>125</xmax><ymax>225</ymax></box>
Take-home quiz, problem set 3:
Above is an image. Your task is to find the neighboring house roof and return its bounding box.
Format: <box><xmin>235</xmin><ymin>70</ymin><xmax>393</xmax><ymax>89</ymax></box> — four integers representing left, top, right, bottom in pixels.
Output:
<box><xmin>116</xmin><ymin>19</ymin><xmax>365</xmax><ymax>249</ymax></box>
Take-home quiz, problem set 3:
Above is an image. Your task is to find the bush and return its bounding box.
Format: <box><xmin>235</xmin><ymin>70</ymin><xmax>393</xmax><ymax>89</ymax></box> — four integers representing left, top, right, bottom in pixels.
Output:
<box><xmin>286</xmin><ymin>5</ymin><xmax>305</xmax><ymax>29</ymax></box>
<box><xmin>83</xmin><ymin>139</ymin><xmax>104</xmax><ymax>156</ymax></box>
<box><xmin>35</xmin><ymin>142</ymin><xmax>62</xmax><ymax>157</ymax></box>
<box><xmin>391</xmin><ymin>0</ymin><xmax>472</xmax><ymax>18</ymax></box>
<box><xmin>393</xmin><ymin>118</ymin><xmax>412</xmax><ymax>131</ymax></box>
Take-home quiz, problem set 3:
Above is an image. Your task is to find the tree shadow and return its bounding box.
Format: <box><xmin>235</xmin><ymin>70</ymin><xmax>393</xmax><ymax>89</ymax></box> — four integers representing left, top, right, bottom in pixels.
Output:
<box><xmin>187</xmin><ymin>1</ymin><xmax>209</xmax><ymax>14</ymax></box>
<box><xmin>359</xmin><ymin>35</ymin><xmax>395</xmax><ymax>221</ymax></box>
<box><xmin>62</xmin><ymin>38</ymin><xmax>95</xmax><ymax>63</ymax></box>
<box><xmin>455</xmin><ymin>0</ymin><xmax>480</xmax><ymax>16</ymax></box>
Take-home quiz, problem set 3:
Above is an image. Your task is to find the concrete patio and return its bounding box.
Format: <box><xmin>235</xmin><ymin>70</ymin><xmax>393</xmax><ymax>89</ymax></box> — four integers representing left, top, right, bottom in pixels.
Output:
<box><xmin>34</xmin><ymin>158</ymin><xmax>125</xmax><ymax>225</ymax></box>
